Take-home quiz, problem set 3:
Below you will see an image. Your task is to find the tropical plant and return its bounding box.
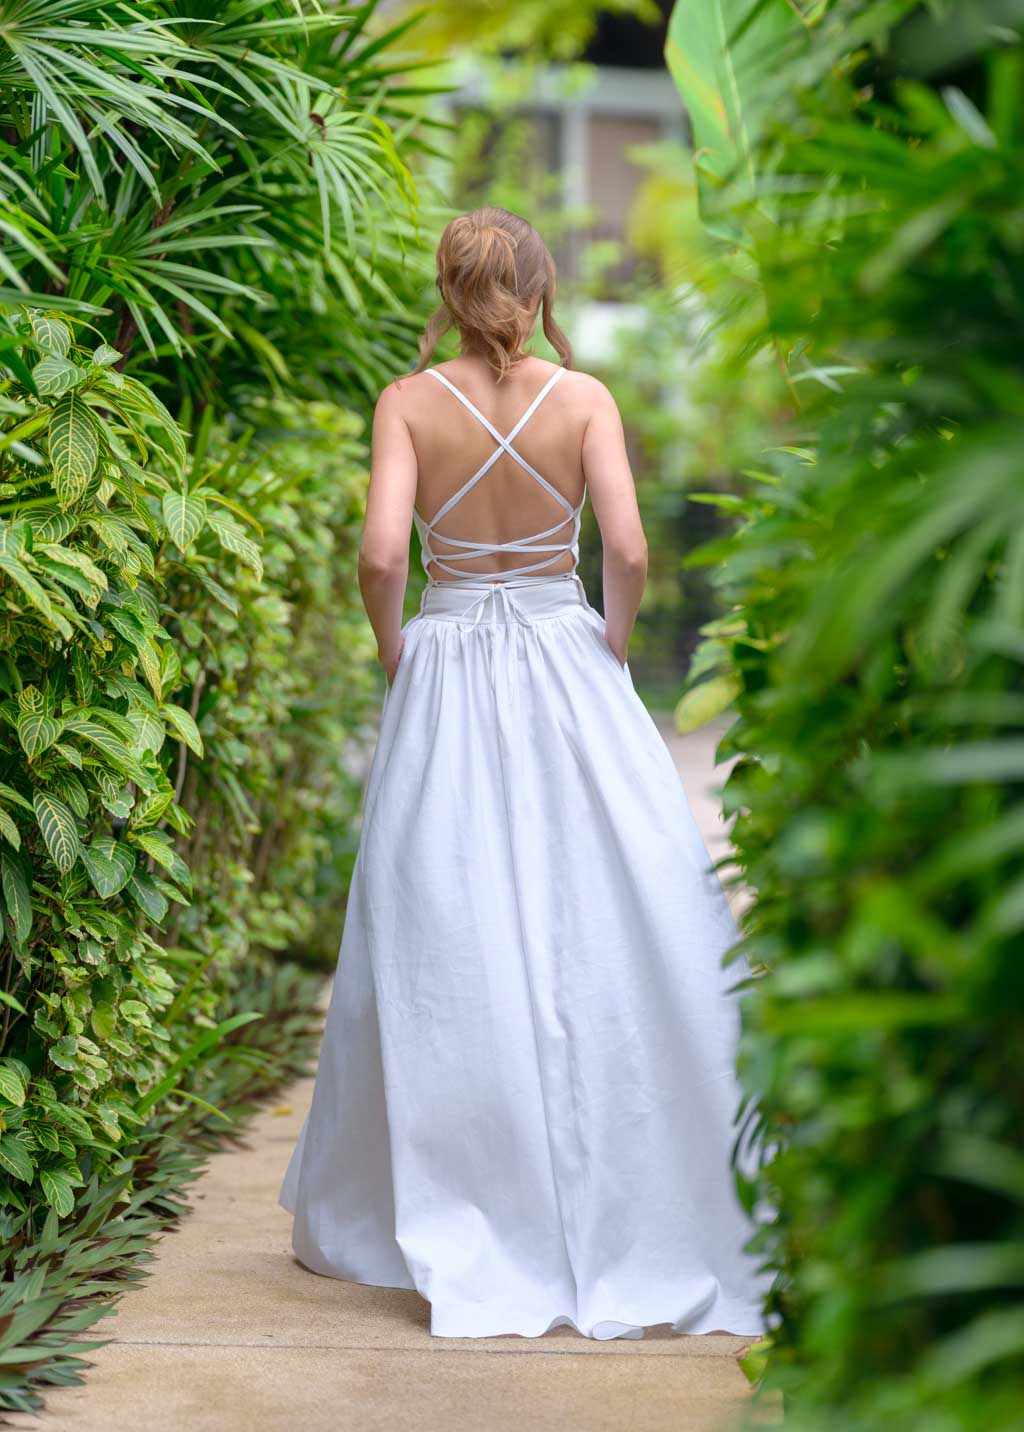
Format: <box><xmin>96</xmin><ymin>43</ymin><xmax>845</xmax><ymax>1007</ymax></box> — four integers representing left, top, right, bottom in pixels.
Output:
<box><xmin>0</xmin><ymin>0</ymin><xmax>434</xmax><ymax>1410</ymax></box>
<box><xmin>0</xmin><ymin>0</ymin><xmax>434</xmax><ymax>407</ymax></box>
<box><xmin>668</xmin><ymin>2</ymin><xmax>1024</xmax><ymax>1429</ymax></box>
<box><xmin>0</xmin><ymin>958</ymin><xmax>323</xmax><ymax>1416</ymax></box>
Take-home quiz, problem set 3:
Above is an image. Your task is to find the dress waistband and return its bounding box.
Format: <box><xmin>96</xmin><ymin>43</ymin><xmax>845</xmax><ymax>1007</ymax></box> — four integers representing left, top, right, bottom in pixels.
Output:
<box><xmin>416</xmin><ymin>572</ymin><xmax>588</xmax><ymax>629</ymax></box>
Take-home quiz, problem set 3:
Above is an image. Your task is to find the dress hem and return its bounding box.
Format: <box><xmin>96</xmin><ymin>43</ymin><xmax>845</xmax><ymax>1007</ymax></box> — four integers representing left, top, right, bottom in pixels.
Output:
<box><xmin>280</xmin><ymin>1195</ymin><xmax>767</xmax><ymax>1342</ymax></box>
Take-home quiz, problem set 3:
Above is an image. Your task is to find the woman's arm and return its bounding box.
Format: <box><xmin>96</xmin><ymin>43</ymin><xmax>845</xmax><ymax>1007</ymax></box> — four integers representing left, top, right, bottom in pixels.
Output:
<box><xmin>580</xmin><ymin>378</ymin><xmax>648</xmax><ymax>666</ymax></box>
<box><xmin>359</xmin><ymin>381</ymin><xmax>417</xmax><ymax>684</ymax></box>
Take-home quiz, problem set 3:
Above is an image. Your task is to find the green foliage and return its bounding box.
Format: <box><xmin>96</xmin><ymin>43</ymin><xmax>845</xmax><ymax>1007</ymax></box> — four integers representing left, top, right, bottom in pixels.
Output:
<box><xmin>668</xmin><ymin>2</ymin><xmax>1024</xmax><ymax>1428</ymax></box>
<box><xmin>0</xmin><ymin>959</ymin><xmax>323</xmax><ymax>1416</ymax></box>
<box><xmin>394</xmin><ymin>0</ymin><xmax>660</xmax><ymax>63</ymax></box>
<box><xmin>0</xmin><ymin>0</ymin><xmax>433</xmax><ymax>407</ymax></box>
<box><xmin>665</xmin><ymin>0</ymin><xmax>804</xmax><ymax>234</ymax></box>
<box><xmin>0</xmin><ymin>313</ymin><xmax>372</xmax><ymax>1227</ymax></box>
<box><xmin>0</xmin><ymin>0</ymin><xmax>431</xmax><ymax>1411</ymax></box>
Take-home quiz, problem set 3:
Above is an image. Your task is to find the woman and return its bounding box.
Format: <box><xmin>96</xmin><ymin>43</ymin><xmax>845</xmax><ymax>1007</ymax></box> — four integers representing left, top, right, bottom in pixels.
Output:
<box><xmin>279</xmin><ymin>206</ymin><xmax>770</xmax><ymax>1341</ymax></box>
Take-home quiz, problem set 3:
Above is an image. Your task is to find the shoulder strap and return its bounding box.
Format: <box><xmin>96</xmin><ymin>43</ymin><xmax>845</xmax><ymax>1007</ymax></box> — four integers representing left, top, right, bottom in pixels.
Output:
<box><xmin>427</xmin><ymin>367</ymin><xmax>565</xmax><ymax>444</ymax></box>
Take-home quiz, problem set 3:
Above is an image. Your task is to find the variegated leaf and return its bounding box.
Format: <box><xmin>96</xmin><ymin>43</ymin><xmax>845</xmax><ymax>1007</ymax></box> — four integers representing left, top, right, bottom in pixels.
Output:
<box><xmin>16</xmin><ymin>711</ymin><xmax>63</xmax><ymax>760</ymax></box>
<box><xmin>0</xmin><ymin>552</ymin><xmax>73</xmax><ymax>637</ymax></box>
<box><xmin>0</xmin><ymin>1134</ymin><xmax>33</xmax><ymax>1183</ymax></box>
<box><xmin>28</xmin><ymin>508</ymin><xmax>77</xmax><ymax>542</ymax></box>
<box><xmin>161</xmin><ymin>702</ymin><xmax>204</xmax><ymax>757</ymax></box>
<box><xmin>206</xmin><ymin>512</ymin><xmax>263</xmax><ymax>580</ymax></box>
<box><xmin>33</xmin><ymin>355</ymin><xmax>87</xmax><ymax>397</ymax></box>
<box><xmin>35</xmin><ymin>542</ymin><xmax>107</xmax><ymax>594</ymax></box>
<box><xmin>90</xmin><ymin>835</ymin><xmax>136</xmax><ymax>891</ymax></box>
<box><xmin>39</xmin><ymin>1168</ymin><xmax>75</xmax><ymax>1216</ymax></box>
<box><xmin>80</xmin><ymin>844</ymin><xmax>129</xmax><ymax>899</ymax></box>
<box><xmin>29</xmin><ymin>313</ymin><xmax>72</xmax><ymax>357</ymax></box>
<box><xmin>129</xmin><ymin>831</ymin><xmax>178</xmax><ymax>874</ymax></box>
<box><xmin>128</xmin><ymin>709</ymin><xmax>164</xmax><ymax>755</ymax></box>
<box><xmin>17</xmin><ymin>685</ymin><xmax>44</xmax><ymax>715</ymax></box>
<box><xmin>0</xmin><ymin>807</ymin><xmax>21</xmax><ymax>848</ymax></box>
<box><xmin>61</xmin><ymin>719</ymin><xmax>152</xmax><ymax>789</ymax></box>
<box><xmin>0</xmin><ymin>1061</ymin><xmax>26</xmax><ymax>1106</ymax></box>
<box><xmin>161</xmin><ymin>491</ymin><xmax>206</xmax><ymax>552</ymax></box>
<box><xmin>33</xmin><ymin>790</ymin><xmax>80</xmax><ymax>873</ymax></box>
<box><xmin>0</xmin><ymin>851</ymin><xmax>31</xmax><ymax>945</ymax></box>
<box><xmin>48</xmin><ymin>393</ymin><xmax>101</xmax><ymax>508</ymax></box>
<box><xmin>137</xmin><ymin>641</ymin><xmax>162</xmax><ymax>700</ymax></box>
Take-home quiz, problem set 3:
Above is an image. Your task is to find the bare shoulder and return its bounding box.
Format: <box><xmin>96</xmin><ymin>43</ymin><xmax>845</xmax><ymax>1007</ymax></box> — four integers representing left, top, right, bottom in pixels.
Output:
<box><xmin>556</xmin><ymin>367</ymin><xmax>620</xmax><ymax>424</ymax></box>
<box><xmin>374</xmin><ymin>369</ymin><xmax>436</xmax><ymax>419</ymax></box>
<box><xmin>554</xmin><ymin>366</ymin><xmax>612</xmax><ymax>401</ymax></box>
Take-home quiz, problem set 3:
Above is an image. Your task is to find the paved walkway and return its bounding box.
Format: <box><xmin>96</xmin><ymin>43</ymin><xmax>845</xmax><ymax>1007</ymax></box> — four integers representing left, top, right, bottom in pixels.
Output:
<box><xmin>14</xmin><ymin>716</ymin><xmax>770</xmax><ymax>1432</ymax></box>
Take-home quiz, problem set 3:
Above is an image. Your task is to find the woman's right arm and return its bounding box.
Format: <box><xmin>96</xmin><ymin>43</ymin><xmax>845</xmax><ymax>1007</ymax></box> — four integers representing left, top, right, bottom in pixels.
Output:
<box><xmin>580</xmin><ymin>378</ymin><xmax>648</xmax><ymax>667</ymax></box>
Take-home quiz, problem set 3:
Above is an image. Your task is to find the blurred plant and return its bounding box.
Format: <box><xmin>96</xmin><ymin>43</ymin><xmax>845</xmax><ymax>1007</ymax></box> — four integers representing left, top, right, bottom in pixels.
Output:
<box><xmin>392</xmin><ymin>0</ymin><xmax>661</xmax><ymax>62</ymax></box>
<box><xmin>597</xmin><ymin>137</ymin><xmax>793</xmax><ymax>700</ymax></box>
<box><xmin>668</xmin><ymin>2</ymin><xmax>1024</xmax><ymax>1428</ymax></box>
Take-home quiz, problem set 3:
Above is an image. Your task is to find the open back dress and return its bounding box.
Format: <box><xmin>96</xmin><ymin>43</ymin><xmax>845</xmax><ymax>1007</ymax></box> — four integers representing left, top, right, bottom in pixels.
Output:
<box><xmin>278</xmin><ymin>362</ymin><xmax>771</xmax><ymax>1340</ymax></box>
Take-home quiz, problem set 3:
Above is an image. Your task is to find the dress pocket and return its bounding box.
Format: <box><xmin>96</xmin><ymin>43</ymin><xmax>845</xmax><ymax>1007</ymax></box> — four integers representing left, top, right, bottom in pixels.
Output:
<box><xmin>583</xmin><ymin>607</ymin><xmax>626</xmax><ymax>671</ymax></box>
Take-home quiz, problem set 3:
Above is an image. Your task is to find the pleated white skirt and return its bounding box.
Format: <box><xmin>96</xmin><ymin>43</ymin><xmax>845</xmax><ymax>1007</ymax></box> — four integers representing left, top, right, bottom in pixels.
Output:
<box><xmin>278</xmin><ymin>572</ymin><xmax>771</xmax><ymax>1339</ymax></box>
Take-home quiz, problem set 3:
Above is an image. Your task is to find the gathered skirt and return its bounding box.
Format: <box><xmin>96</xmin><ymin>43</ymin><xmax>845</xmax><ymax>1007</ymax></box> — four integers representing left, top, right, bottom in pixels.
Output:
<box><xmin>278</xmin><ymin>572</ymin><xmax>771</xmax><ymax>1339</ymax></box>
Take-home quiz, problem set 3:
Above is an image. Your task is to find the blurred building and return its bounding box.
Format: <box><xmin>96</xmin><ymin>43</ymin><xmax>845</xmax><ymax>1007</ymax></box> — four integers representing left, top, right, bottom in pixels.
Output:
<box><xmin>442</xmin><ymin>3</ymin><xmax>686</xmax><ymax>360</ymax></box>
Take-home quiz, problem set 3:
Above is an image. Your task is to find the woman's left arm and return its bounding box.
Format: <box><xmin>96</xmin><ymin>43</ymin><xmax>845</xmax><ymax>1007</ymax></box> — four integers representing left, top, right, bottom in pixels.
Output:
<box><xmin>360</xmin><ymin>381</ymin><xmax>417</xmax><ymax>685</ymax></box>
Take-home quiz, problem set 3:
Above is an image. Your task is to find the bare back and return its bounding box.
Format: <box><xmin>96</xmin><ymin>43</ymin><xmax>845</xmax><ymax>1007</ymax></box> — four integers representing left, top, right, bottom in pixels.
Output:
<box><xmin>398</xmin><ymin>357</ymin><xmax>588</xmax><ymax>583</ymax></box>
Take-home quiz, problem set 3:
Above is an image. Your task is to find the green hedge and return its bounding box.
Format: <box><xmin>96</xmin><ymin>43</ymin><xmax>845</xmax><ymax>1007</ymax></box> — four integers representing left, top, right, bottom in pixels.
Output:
<box><xmin>0</xmin><ymin>959</ymin><xmax>324</xmax><ymax>1415</ymax></box>
<box><xmin>668</xmin><ymin>2</ymin><xmax>1024</xmax><ymax>1428</ymax></box>
<box><xmin>0</xmin><ymin>308</ymin><xmax>377</xmax><ymax>1407</ymax></box>
<box><xmin>0</xmin><ymin>0</ymin><xmax>430</xmax><ymax>1412</ymax></box>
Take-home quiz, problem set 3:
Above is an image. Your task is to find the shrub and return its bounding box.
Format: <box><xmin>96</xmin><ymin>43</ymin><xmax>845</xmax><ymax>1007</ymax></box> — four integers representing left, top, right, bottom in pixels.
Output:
<box><xmin>668</xmin><ymin>2</ymin><xmax>1024</xmax><ymax>1428</ymax></box>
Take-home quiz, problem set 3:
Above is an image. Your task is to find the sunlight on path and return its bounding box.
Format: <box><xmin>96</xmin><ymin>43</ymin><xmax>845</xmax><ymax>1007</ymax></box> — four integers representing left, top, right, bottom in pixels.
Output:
<box><xmin>11</xmin><ymin>713</ymin><xmax>765</xmax><ymax>1432</ymax></box>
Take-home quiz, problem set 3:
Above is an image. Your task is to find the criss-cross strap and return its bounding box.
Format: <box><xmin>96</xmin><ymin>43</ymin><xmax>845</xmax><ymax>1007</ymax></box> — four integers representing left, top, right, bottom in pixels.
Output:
<box><xmin>415</xmin><ymin>366</ymin><xmax>584</xmax><ymax>585</ymax></box>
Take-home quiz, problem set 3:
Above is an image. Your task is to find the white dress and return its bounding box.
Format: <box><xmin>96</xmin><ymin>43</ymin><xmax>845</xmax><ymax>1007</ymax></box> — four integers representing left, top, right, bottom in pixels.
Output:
<box><xmin>278</xmin><ymin>365</ymin><xmax>771</xmax><ymax>1340</ymax></box>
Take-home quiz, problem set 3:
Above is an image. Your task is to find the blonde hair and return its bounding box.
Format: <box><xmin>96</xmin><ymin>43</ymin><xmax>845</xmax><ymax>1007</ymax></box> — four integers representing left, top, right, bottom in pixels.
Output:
<box><xmin>414</xmin><ymin>206</ymin><xmax>573</xmax><ymax>382</ymax></box>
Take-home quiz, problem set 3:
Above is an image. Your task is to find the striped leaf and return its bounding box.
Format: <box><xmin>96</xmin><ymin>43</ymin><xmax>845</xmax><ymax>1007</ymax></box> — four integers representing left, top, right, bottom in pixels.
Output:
<box><xmin>35</xmin><ymin>543</ymin><xmax>107</xmax><ymax>595</ymax></box>
<box><xmin>0</xmin><ymin>1061</ymin><xmax>25</xmax><ymax>1106</ymax></box>
<box><xmin>32</xmin><ymin>790</ymin><xmax>81</xmax><ymax>874</ymax></box>
<box><xmin>206</xmin><ymin>512</ymin><xmax>263</xmax><ymax>580</ymax></box>
<box><xmin>48</xmin><ymin>393</ymin><xmax>101</xmax><ymax>508</ymax></box>
<box><xmin>0</xmin><ymin>551</ymin><xmax>74</xmax><ymax>638</ymax></box>
<box><xmin>16</xmin><ymin>711</ymin><xmax>63</xmax><ymax>760</ymax></box>
<box><xmin>39</xmin><ymin>1168</ymin><xmax>76</xmax><ymax>1216</ymax></box>
<box><xmin>17</xmin><ymin>685</ymin><xmax>44</xmax><ymax>715</ymax></box>
<box><xmin>90</xmin><ymin>836</ymin><xmax>136</xmax><ymax>891</ymax></box>
<box><xmin>161</xmin><ymin>702</ymin><xmax>203</xmax><ymax>756</ymax></box>
<box><xmin>29</xmin><ymin>313</ymin><xmax>71</xmax><ymax>357</ymax></box>
<box><xmin>50</xmin><ymin>772</ymin><xmax>88</xmax><ymax>820</ymax></box>
<box><xmin>63</xmin><ymin>719</ymin><xmax>152</xmax><ymax>789</ymax></box>
<box><xmin>80</xmin><ymin>843</ymin><xmax>129</xmax><ymax>899</ymax></box>
<box><xmin>91</xmin><ymin>344</ymin><xmax>121</xmax><ymax>367</ymax></box>
<box><xmin>161</xmin><ymin>491</ymin><xmax>206</xmax><ymax>552</ymax></box>
<box><xmin>127</xmin><ymin>709</ymin><xmax>164</xmax><ymax>755</ymax></box>
<box><xmin>126</xmin><ymin>869</ymin><xmax>168</xmax><ymax>923</ymax></box>
<box><xmin>27</xmin><ymin>508</ymin><xmax>77</xmax><ymax>543</ymax></box>
<box><xmin>0</xmin><ymin>851</ymin><xmax>32</xmax><ymax>946</ymax></box>
<box><xmin>138</xmin><ymin>640</ymin><xmax>162</xmax><ymax>700</ymax></box>
<box><xmin>0</xmin><ymin>782</ymin><xmax>33</xmax><ymax>812</ymax></box>
<box><xmin>104</xmin><ymin>606</ymin><xmax>149</xmax><ymax>651</ymax></box>
<box><xmin>0</xmin><ymin>807</ymin><xmax>21</xmax><ymax>849</ymax></box>
<box><xmin>130</xmin><ymin>830</ymin><xmax>177</xmax><ymax>874</ymax></box>
<box><xmin>33</xmin><ymin>355</ymin><xmax>87</xmax><ymax>397</ymax></box>
<box><xmin>0</xmin><ymin>1134</ymin><xmax>33</xmax><ymax>1183</ymax></box>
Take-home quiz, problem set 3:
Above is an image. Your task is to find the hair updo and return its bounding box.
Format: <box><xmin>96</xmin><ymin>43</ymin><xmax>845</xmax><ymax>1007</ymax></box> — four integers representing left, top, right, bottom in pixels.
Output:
<box><xmin>414</xmin><ymin>206</ymin><xmax>573</xmax><ymax>382</ymax></box>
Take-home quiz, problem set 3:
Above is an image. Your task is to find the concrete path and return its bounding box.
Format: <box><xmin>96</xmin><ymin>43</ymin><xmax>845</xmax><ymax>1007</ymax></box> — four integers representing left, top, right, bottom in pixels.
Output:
<box><xmin>14</xmin><ymin>714</ymin><xmax>771</xmax><ymax>1432</ymax></box>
